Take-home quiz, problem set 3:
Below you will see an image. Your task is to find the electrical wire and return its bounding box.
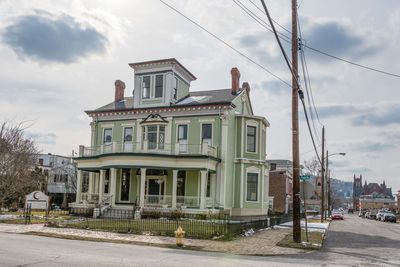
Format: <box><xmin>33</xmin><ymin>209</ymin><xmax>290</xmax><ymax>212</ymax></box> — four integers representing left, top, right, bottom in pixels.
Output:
<box><xmin>245</xmin><ymin>0</ymin><xmax>400</xmax><ymax>79</ymax></box>
<box><xmin>159</xmin><ymin>0</ymin><xmax>292</xmax><ymax>87</ymax></box>
<box><xmin>260</xmin><ymin>0</ymin><xmax>322</xmax><ymax>164</ymax></box>
<box><xmin>247</xmin><ymin>0</ymin><xmax>292</xmax><ymax>35</ymax></box>
<box><xmin>160</xmin><ymin>0</ymin><xmax>322</xmax><ymax>164</ymax></box>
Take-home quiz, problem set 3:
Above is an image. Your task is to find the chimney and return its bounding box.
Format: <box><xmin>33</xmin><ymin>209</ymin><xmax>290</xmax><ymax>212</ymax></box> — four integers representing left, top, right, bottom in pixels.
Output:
<box><xmin>231</xmin><ymin>67</ymin><xmax>240</xmax><ymax>95</ymax></box>
<box><xmin>242</xmin><ymin>82</ymin><xmax>250</xmax><ymax>96</ymax></box>
<box><xmin>114</xmin><ymin>80</ymin><xmax>125</xmax><ymax>102</ymax></box>
<box><xmin>270</xmin><ymin>163</ymin><xmax>277</xmax><ymax>171</ymax></box>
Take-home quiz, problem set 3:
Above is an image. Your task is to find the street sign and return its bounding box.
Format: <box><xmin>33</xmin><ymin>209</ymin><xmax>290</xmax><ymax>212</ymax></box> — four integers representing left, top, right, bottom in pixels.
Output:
<box><xmin>300</xmin><ymin>175</ymin><xmax>310</xmax><ymax>180</ymax></box>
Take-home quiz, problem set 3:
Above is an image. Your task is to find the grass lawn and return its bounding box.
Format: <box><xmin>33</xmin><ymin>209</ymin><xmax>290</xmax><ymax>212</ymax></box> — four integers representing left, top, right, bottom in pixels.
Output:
<box><xmin>62</xmin><ymin>218</ymin><xmax>228</xmax><ymax>238</ymax></box>
<box><xmin>277</xmin><ymin>230</ymin><xmax>324</xmax><ymax>250</ymax></box>
<box><xmin>0</xmin><ymin>211</ymin><xmax>75</xmax><ymax>225</ymax></box>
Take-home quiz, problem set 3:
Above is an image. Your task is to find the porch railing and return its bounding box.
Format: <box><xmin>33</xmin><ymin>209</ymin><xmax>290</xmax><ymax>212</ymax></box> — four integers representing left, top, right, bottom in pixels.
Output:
<box><xmin>81</xmin><ymin>193</ymin><xmax>99</xmax><ymax>204</ymax></box>
<box><xmin>79</xmin><ymin>142</ymin><xmax>218</xmax><ymax>158</ymax></box>
<box><xmin>142</xmin><ymin>195</ymin><xmax>216</xmax><ymax>209</ymax></box>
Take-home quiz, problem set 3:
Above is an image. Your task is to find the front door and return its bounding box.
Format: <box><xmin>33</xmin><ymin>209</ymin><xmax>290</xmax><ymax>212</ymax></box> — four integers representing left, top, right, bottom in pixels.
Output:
<box><xmin>147</xmin><ymin>179</ymin><xmax>160</xmax><ymax>204</ymax></box>
<box><xmin>120</xmin><ymin>169</ymin><xmax>130</xmax><ymax>201</ymax></box>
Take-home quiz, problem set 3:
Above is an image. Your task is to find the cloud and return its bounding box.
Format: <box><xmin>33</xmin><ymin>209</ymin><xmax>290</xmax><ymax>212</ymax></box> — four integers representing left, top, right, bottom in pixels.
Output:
<box><xmin>351</xmin><ymin>105</ymin><xmax>400</xmax><ymax>126</ymax></box>
<box><xmin>2</xmin><ymin>10</ymin><xmax>107</xmax><ymax>63</ymax></box>
<box><xmin>314</xmin><ymin>103</ymin><xmax>400</xmax><ymax>126</ymax></box>
<box><xmin>351</xmin><ymin>141</ymin><xmax>392</xmax><ymax>153</ymax></box>
<box><xmin>341</xmin><ymin>167</ymin><xmax>372</xmax><ymax>173</ymax></box>
<box><xmin>328</xmin><ymin>160</ymin><xmax>351</xmax><ymax>168</ymax></box>
<box><xmin>302</xmin><ymin>20</ymin><xmax>380</xmax><ymax>61</ymax></box>
<box><xmin>26</xmin><ymin>131</ymin><xmax>57</xmax><ymax>145</ymax></box>
<box><xmin>254</xmin><ymin>80</ymin><xmax>291</xmax><ymax>95</ymax></box>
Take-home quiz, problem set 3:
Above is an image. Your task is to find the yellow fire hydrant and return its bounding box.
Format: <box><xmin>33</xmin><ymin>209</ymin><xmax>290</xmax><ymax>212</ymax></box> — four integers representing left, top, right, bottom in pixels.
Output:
<box><xmin>174</xmin><ymin>226</ymin><xmax>185</xmax><ymax>247</ymax></box>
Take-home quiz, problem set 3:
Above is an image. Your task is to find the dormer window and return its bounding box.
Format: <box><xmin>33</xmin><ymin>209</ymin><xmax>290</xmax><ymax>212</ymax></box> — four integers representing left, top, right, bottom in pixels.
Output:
<box><xmin>155</xmin><ymin>75</ymin><xmax>163</xmax><ymax>98</ymax></box>
<box><xmin>142</xmin><ymin>76</ymin><xmax>150</xmax><ymax>99</ymax></box>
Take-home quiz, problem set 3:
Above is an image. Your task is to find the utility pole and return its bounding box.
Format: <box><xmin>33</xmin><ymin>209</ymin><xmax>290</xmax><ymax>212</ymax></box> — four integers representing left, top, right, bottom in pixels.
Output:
<box><xmin>320</xmin><ymin>126</ymin><xmax>325</xmax><ymax>223</ymax></box>
<box><xmin>328</xmin><ymin>168</ymin><xmax>331</xmax><ymax>217</ymax></box>
<box><xmin>291</xmin><ymin>0</ymin><xmax>301</xmax><ymax>243</ymax></box>
<box><xmin>325</xmin><ymin>150</ymin><xmax>329</xmax><ymax>220</ymax></box>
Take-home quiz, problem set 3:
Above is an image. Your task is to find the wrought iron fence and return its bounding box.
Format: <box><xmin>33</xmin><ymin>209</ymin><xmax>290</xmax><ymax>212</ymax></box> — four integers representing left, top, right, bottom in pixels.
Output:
<box><xmin>44</xmin><ymin>208</ymin><xmax>294</xmax><ymax>239</ymax></box>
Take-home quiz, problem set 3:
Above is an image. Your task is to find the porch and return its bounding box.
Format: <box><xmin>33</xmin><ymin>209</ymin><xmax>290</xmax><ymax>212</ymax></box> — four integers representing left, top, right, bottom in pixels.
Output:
<box><xmin>70</xmin><ymin>167</ymin><xmax>220</xmax><ymax>214</ymax></box>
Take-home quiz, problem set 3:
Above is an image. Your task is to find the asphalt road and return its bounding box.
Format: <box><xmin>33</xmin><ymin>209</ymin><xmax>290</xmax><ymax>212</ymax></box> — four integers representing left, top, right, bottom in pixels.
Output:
<box><xmin>0</xmin><ymin>214</ymin><xmax>399</xmax><ymax>266</ymax></box>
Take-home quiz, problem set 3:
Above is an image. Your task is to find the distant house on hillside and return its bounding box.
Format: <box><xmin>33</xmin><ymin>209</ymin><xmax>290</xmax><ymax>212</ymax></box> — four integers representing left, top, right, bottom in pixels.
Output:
<box><xmin>353</xmin><ymin>174</ymin><xmax>394</xmax><ymax>211</ymax></box>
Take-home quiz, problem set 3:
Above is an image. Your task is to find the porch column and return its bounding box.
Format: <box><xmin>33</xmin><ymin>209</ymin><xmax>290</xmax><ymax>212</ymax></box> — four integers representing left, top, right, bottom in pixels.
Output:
<box><xmin>210</xmin><ymin>172</ymin><xmax>216</xmax><ymax>201</ymax></box>
<box><xmin>75</xmin><ymin>170</ymin><xmax>83</xmax><ymax>203</ymax></box>
<box><xmin>99</xmin><ymin>169</ymin><xmax>105</xmax><ymax>204</ymax></box>
<box><xmin>110</xmin><ymin>168</ymin><xmax>117</xmax><ymax>206</ymax></box>
<box><xmin>140</xmin><ymin>168</ymin><xmax>146</xmax><ymax>208</ymax></box>
<box><xmin>172</xmin><ymin>170</ymin><xmax>178</xmax><ymax>208</ymax></box>
<box><xmin>88</xmin><ymin>172</ymin><xmax>94</xmax><ymax>195</ymax></box>
<box><xmin>200</xmin><ymin>170</ymin><xmax>207</xmax><ymax>209</ymax></box>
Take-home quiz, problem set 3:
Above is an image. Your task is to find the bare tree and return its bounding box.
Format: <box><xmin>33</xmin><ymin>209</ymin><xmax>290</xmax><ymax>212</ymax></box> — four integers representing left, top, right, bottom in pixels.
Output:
<box><xmin>0</xmin><ymin>121</ymin><xmax>45</xmax><ymax>210</ymax></box>
<box><xmin>302</xmin><ymin>157</ymin><xmax>320</xmax><ymax>176</ymax></box>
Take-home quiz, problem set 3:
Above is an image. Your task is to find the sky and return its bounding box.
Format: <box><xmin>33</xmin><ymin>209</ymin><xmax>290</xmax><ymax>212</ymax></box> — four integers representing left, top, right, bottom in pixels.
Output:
<box><xmin>1</xmin><ymin>0</ymin><xmax>399</xmax><ymax>193</ymax></box>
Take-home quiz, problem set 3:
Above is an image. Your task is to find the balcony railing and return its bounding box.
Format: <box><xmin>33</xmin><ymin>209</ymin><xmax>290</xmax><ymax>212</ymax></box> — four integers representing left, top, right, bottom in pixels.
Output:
<box><xmin>79</xmin><ymin>142</ymin><xmax>218</xmax><ymax>158</ymax></box>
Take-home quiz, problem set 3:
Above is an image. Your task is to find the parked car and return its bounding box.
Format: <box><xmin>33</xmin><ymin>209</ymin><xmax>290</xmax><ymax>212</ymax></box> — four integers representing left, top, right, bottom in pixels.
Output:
<box><xmin>331</xmin><ymin>211</ymin><xmax>344</xmax><ymax>220</ymax></box>
<box><xmin>368</xmin><ymin>210</ymin><xmax>377</xmax><ymax>220</ymax></box>
<box><xmin>376</xmin><ymin>210</ymin><xmax>388</xmax><ymax>221</ymax></box>
<box><xmin>382</xmin><ymin>213</ymin><xmax>397</xmax><ymax>223</ymax></box>
<box><xmin>364</xmin><ymin>211</ymin><xmax>369</xmax><ymax>219</ymax></box>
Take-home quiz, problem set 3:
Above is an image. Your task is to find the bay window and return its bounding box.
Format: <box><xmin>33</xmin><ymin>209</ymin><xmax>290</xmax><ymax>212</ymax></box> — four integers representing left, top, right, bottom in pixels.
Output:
<box><xmin>246</xmin><ymin>126</ymin><xmax>256</xmax><ymax>152</ymax></box>
<box><xmin>246</xmin><ymin>173</ymin><xmax>258</xmax><ymax>201</ymax></box>
<box><xmin>144</xmin><ymin>125</ymin><xmax>166</xmax><ymax>150</ymax></box>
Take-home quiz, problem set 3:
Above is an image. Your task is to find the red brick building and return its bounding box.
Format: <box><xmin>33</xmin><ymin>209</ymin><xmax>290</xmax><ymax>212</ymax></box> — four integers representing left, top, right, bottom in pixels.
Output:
<box><xmin>267</xmin><ymin>160</ymin><xmax>293</xmax><ymax>214</ymax></box>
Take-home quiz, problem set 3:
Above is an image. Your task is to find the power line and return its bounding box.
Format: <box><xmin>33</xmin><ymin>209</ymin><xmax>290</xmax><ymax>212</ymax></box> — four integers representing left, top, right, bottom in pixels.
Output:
<box><xmin>247</xmin><ymin>0</ymin><xmax>292</xmax><ymax>35</ymax></box>
<box><xmin>159</xmin><ymin>0</ymin><xmax>292</xmax><ymax>87</ymax></box>
<box><xmin>161</xmin><ymin>0</ymin><xmax>322</xmax><ymax>164</ymax></box>
<box><xmin>260</xmin><ymin>0</ymin><xmax>322</xmax><ymax>165</ymax></box>
<box><xmin>303</xmin><ymin>44</ymin><xmax>400</xmax><ymax>78</ymax></box>
<box><xmin>244</xmin><ymin>0</ymin><xmax>400</xmax><ymax>79</ymax></box>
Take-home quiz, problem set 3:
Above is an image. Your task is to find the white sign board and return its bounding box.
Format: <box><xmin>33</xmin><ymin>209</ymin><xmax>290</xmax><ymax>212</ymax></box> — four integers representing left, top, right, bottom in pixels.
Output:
<box><xmin>25</xmin><ymin>191</ymin><xmax>49</xmax><ymax>210</ymax></box>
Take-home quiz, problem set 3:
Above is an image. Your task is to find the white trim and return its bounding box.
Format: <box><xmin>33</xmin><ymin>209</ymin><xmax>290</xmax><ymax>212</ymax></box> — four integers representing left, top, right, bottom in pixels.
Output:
<box><xmin>197</xmin><ymin>171</ymin><xmax>200</xmax><ymax>197</ymax></box>
<box><xmin>174</xmin><ymin>119</ymin><xmax>190</xmax><ymax>124</ymax></box>
<box><xmin>199</xmin><ymin>118</ymin><xmax>215</xmax><ymax>123</ymax></box>
<box><xmin>245</xmin><ymin>166</ymin><xmax>261</xmax><ymax>203</ymax></box>
<box><xmin>101</xmin><ymin>124</ymin><xmax>114</xmax><ymax>128</ymax></box>
<box><xmin>141</xmin><ymin>75</ymin><xmax>152</xmax><ymax>100</ymax></box>
<box><xmin>240</xmin><ymin>164</ymin><xmax>244</xmax><ymax>208</ymax></box>
<box><xmin>245</xmin><ymin>120</ymin><xmax>258</xmax><ymax>154</ymax></box>
<box><xmin>122</xmin><ymin>126</ymin><xmax>134</xmax><ymax>144</ymax></box>
<box><xmin>200</xmin><ymin>122</ymin><xmax>213</xmax><ymax>146</ymax></box>
<box><xmin>121</xmin><ymin>123</ymin><xmax>136</xmax><ymax>127</ymax></box>
<box><xmin>102</xmin><ymin>127</ymin><xmax>113</xmax><ymax>145</ymax></box>
<box><xmin>153</xmin><ymin>74</ymin><xmax>165</xmax><ymax>99</ymax></box>
<box><xmin>176</xmin><ymin>123</ymin><xmax>189</xmax><ymax>140</ymax></box>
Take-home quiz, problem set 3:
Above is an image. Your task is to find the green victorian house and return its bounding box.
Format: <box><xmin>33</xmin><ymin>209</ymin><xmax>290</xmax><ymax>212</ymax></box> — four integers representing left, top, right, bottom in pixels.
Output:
<box><xmin>71</xmin><ymin>58</ymin><xmax>270</xmax><ymax>216</ymax></box>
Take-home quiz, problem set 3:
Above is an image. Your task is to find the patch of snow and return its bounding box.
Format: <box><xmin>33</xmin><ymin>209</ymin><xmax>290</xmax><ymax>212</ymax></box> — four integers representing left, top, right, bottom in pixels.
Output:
<box><xmin>243</xmin><ymin>228</ymin><xmax>255</xmax><ymax>236</ymax></box>
<box><xmin>272</xmin><ymin>225</ymin><xmax>289</xmax><ymax>230</ymax></box>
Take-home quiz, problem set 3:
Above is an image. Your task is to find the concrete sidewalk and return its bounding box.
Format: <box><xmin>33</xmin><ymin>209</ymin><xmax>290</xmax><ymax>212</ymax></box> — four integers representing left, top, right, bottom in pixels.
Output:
<box><xmin>0</xmin><ymin>223</ymin><xmax>309</xmax><ymax>256</ymax></box>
